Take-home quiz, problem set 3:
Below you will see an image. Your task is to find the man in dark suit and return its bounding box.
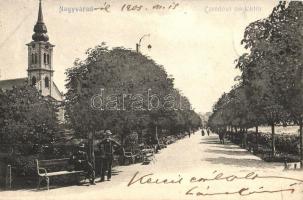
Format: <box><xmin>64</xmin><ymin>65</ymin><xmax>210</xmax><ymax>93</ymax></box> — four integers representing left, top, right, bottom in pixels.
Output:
<box><xmin>98</xmin><ymin>130</ymin><xmax>121</xmax><ymax>182</ymax></box>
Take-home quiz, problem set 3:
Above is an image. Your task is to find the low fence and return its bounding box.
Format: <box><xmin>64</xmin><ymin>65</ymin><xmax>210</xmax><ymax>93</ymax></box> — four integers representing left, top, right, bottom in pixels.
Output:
<box><xmin>0</xmin><ymin>155</ymin><xmax>12</xmax><ymax>190</ymax></box>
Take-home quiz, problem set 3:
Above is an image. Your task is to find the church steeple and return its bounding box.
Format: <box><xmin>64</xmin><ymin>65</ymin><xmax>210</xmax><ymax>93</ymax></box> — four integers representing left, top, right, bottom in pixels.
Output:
<box><xmin>32</xmin><ymin>0</ymin><xmax>49</xmax><ymax>42</ymax></box>
<box><xmin>27</xmin><ymin>0</ymin><xmax>54</xmax><ymax>98</ymax></box>
<box><xmin>37</xmin><ymin>0</ymin><xmax>44</xmax><ymax>22</ymax></box>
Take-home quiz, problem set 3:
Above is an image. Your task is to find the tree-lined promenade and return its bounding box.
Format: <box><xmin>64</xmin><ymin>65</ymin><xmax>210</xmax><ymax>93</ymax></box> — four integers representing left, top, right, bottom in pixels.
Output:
<box><xmin>1</xmin><ymin>133</ymin><xmax>302</xmax><ymax>200</ymax></box>
<box><xmin>208</xmin><ymin>2</ymin><xmax>303</xmax><ymax>166</ymax></box>
<box><xmin>0</xmin><ymin>44</ymin><xmax>201</xmax><ymax>188</ymax></box>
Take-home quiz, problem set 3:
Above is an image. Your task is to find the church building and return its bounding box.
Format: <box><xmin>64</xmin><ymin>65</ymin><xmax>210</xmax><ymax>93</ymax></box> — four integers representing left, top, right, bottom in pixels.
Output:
<box><xmin>0</xmin><ymin>0</ymin><xmax>63</xmax><ymax>102</ymax></box>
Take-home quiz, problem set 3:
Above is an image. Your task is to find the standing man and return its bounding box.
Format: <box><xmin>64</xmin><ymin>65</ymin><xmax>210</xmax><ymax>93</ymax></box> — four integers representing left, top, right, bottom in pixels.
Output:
<box><xmin>71</xmin><ymin>143</ymin><xmax>95</xmax><ymax>185</ymax></box>
<box><xmin>98</xmin><ymin>130</ymin><xmax>121</xmax><ymax>182</ymax></box>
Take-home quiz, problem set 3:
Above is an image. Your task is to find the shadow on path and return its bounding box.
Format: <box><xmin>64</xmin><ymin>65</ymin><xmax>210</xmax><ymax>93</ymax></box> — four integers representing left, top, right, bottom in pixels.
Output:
<box><xmin>199</xmin><ymin>137</ymin><xmax>221</xmax><ymax>145</ymax></box>
<box><xmin>204</xmin><ymin>149</ymin><xmax>249</xmax><ymax>156</ymax></box>
<box><xmin>208</xmin><ymin>145</ymin><xmax>242</xmax><ymax>150</ymax></box>
<box><xmin>205</xmin><ymin>157</ymin><xmax>264</xmax><ymax>168</ymax></box>
<box><xmin>204</xmin><ymin>156</ymin><xmax>281</xmax><ymax>169</ymax></box>
<box><xmin>199</xmin><ymin>136</ymin><xmax>282</xmax><ymax>169</ymax></box>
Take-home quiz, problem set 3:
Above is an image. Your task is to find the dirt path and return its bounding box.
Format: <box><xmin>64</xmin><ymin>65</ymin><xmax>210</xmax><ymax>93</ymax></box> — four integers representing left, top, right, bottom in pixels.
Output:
<box><xmin>1</xmin><ymin>131</ymin><xmax>302</xmax><ymax>200</ymax></box>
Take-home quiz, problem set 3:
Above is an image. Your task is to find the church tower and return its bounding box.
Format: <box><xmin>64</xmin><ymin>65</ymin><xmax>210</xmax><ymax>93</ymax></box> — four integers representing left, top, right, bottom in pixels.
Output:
<box><xmin>27</xmin><ymin>0</ymin><xmax>54</xmax><ymax>97</ymax></box>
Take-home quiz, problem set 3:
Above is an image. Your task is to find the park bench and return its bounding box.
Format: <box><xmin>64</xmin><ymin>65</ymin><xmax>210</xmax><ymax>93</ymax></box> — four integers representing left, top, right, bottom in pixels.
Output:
<box><xmin>158</xmin><ymin>142</ymin><xmax>167</xmax><ymax>150</ymax></box>
<box><xmin>284</xmin><ymin>161</ymin><xmax>301</xmax><ymax>170</ymax></box>
<box><xmin>142</xmin><ymin>148</ymin><xmax>155</xmax><ymax>165</ymax></box>
<box><xmin>121</xmin><ymin>148</ymin><xmax>137</xmax><ymax>165</ymax></box>
<box><xmin>281</xmin><ymin>154</ymin><xmax>301</xmax><ymax>170</ymax></box>
<box><xmin>120</xmin><ymin>145</ymin><xmax>146</xmax><ymax>165</ymax></box>
<box><xmin>157</xmin><ymin>138</ymin><xmax>167</xmax><ymax>150</ymax></box>
<box><xmin>36</xmin><ymin>158</ymin><xmax>84</xmax><ymax>190</ymax></box>
<box><xmin>166</xmin><ymin>136</ymin><xmax>177</xmax><ymax>144</ymax></box>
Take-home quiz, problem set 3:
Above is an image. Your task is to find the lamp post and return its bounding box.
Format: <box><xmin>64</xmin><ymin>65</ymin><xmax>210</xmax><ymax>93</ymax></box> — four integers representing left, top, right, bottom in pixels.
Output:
<box><xmin>136</xmin><ymin>34</ymin><xmax>151</xmax><ymax>53</ymax></box>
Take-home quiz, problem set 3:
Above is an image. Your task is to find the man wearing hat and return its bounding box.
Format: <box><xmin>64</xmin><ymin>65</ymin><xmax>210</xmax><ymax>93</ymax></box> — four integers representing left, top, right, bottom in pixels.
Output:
<box><xmin>98</xmin><ymin>130</ymin><xmax>121</xmax><ymax>182</ymax></box>
<box><xmin>71</xmin><ymin>143</ymin><xmax>96</xmax><ymax>185</ymax></box>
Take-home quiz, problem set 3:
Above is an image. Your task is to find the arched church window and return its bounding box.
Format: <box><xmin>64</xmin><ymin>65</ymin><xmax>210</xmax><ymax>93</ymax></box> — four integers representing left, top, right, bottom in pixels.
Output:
<box><xmin>47</xmin><ymin>54</ymin><xmax>50</xmax><ymax>64</ymax></box>
<box><xmin>31</xmin><ymin>53</ymin><xmax>34</xmax><ymax>63</ymax></box>
<box><xmin>44</xmin><ymin>53</ymin><xmax>46</xmax><ymax>64</ymax></box>
<box><xmin>32</xmin><ymin>76</ymin><xmax>37</xmax><ymax>86</ymax></box>
<box><xmin>35</xmin><ymin>54</ymin><xmax>38</xmax><ymax>64</ymax></box>
<box><xmin>45</xmin><ymin>77</ymin><xmax>49</xmax><ymax>88</ymax></box>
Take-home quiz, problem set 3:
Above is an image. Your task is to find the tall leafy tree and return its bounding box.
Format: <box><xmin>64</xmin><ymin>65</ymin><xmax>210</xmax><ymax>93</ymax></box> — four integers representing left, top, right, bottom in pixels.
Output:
<box><xmin>238</xmin><ymin>2</ymin><xmax>299</xmax><ymax>156</ymax></box>
<box><xmin>65</xmin><ymin>44</ymin><xmax>200</xmax><ymax>146</ymax></box>
<box><xmin>0</xmin><ymin>85</ymin><xmax>60</xmax><ymax>153</ymax></box>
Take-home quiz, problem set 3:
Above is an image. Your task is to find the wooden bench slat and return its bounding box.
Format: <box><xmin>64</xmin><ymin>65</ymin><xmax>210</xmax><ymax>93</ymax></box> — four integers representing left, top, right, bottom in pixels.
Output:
<box><xmin>42</xmin><ymin>170</ymin><xmax>83</xmax><ymax>177</ymax></box>
<box><xmin>38</xmin><ymin>158</ymin><xmax>70</xmax><ymax>166</ymax></box>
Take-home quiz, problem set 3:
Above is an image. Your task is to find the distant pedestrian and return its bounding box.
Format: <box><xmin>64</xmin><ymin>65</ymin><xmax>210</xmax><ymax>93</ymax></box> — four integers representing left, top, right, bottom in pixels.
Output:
<box><xmin>219</xmin><ymin>131</ymin><xmax>225</xmax><ymax>144</ymax></box>
<box><xmin>98</xmin><ymin>130</ymin><xmax>121</xmax><ymax>182</ymax></box>
<box><xmin>201</xmin><ymin>130</ymin><xmax>205</xmax><ymax>136</ymax></box>
<box><xmin>207</xmin><ymin>129</ymin><xmax>210</xmax><ymax>136</ymax></box>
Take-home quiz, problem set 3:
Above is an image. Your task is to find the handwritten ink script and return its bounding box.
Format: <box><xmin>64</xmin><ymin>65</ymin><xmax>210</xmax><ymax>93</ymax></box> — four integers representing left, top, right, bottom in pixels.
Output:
<box><xmin>127</xmin><ymin>171</ymin><xmax>303</xmax><ymax>197</ymax></box>
<box><xmin>59</xmin><ymin>2</ymin><xmax>180</xmax><ymax>14</ymax></box>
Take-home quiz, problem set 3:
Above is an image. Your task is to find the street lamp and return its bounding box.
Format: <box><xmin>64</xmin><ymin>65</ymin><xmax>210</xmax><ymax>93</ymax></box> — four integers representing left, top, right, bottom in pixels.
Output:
<box><xmin>136</xmin><ymin>34</ymin><xmax>151</xmax><ymax>53</ymax></box>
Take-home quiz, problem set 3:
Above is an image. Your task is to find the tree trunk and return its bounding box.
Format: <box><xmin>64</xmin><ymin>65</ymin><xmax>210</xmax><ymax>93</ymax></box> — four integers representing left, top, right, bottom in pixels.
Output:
<box><xmin>229</xmin><ymin>126</ymin><xmax>232</xmax><ymax>140</ymax></box>
<box><xmin>121</xmin><ymin>133</ymin><xmax>125</xmax><ymax>146</ymax></box>
<box><xmin>240</xmin><ymin>128</ymin><xmax>244</xmax><ymax>147</ymax></box>
<box><xmin>92</xmin><ymin>132</ymin><xmax>95</xmax><ymax>169</ymax></box>
<box><xmin>271</xmin><ymin>124</ymin><xmax>275</xmax><ymax>157</ymax></box>
<box><xmin>155</xmin><ymin>125</ymin><xmax>160</xmax><ymax>146</ymax></box>
<box><xmin>227</xmin><ymin>126</ymin><xmax>231</xmax><ymax>140</ymax></box>
<box><xmin>88</xmin><ymin>131</ymin><xmax>95</xmax><ymax>169</ymax></box>
<box><xmin>255</xmin><ymin>125</ymin><xmax>259</xmax><ymax>152</ymax></box>
<box><xmin>300</xmin><ymin>122</ymin><xmax>303</xmax><ymax>168</ymax></box>
<box><xmin>138</xmin><ymin>130</ymin><xmax>143</xmax><ymax>144</ymax></box>
<box><xmin>234</xmin><ymin>126</ymin><xmax>238</xmax><ymax>143</ymax></box>
<box><xmin>244</xmin><ymin>128</ymin><xmax>248</xmax><ymax>148</ymax></box>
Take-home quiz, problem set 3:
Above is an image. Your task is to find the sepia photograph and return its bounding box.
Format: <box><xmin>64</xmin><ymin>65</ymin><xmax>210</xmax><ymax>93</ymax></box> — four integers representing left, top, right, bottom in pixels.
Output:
<box><xmin>0</xmin><ymin>0</ymin><xmax>302</xmax><ymax>199</ymax></box>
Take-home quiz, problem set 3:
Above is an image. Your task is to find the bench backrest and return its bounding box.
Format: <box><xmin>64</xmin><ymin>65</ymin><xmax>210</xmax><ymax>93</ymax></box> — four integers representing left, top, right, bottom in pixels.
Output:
<box><xmin>36</xmin><ymin>158</ymin><xmax>71</xmax><ymax>174</ymax></box>
<box><xmin>38</xmin><ymin>158</ymin><xmax>70</xmax><ymax>167</ymax></box>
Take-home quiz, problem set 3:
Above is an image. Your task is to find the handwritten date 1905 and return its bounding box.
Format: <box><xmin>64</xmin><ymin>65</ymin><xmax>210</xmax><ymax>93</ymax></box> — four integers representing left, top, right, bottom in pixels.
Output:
<box><xmin>121</xmin><ymin>4</ymin><xmax>143</xmax><ymax>12</ymax></box>
<box><xmin>121</xmin><ymin>2</ymin><xmax>179</xmax><ymax>12</ymax></box>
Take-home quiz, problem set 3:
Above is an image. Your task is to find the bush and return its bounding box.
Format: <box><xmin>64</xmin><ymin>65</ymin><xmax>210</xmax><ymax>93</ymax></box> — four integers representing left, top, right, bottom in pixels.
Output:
<box><xmin>7</xmin><ymin>155</ymin><xmax>38</xmax><ymax>177</ymax></box>
<box><xmin>246</xmin><ymin>131</ymin><xmax>299</xmax><ymax>155</ymax></box>
<box><xmin>275</xmin><ymin>134</ymin><xmax>299</xmax><ymax>155</ymax></box>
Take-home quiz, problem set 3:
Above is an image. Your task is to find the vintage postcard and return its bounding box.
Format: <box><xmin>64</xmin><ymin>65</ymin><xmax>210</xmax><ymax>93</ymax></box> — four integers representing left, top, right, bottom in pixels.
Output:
<box><xmin>0</xmin><ymin>0</ymin><xmax>302</xmax><ymax>199</ymax></box>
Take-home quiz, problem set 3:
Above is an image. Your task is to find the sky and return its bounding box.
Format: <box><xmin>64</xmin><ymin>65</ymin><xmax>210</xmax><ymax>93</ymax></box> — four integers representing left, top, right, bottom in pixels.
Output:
<box><xmin>0</xmin><ymin>0</ymin><xmax>278</xmax><ymax>113</ymax></box>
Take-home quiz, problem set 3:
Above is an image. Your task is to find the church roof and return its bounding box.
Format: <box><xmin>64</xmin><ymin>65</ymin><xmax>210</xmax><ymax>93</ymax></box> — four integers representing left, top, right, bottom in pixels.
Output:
<box><xmin>0</xmin><ymin>78</ymin><xmax>27</xmax><ymax>90</ymax></box>
<box><xmin>32</xmin><ymin>0</ymin><xmax>49</xmax><ymax>42</ymax></box>
<box><xmin>52</xmin><ymin>81</ymin><xmax>64</xmax><ymax>101</ymax></box>
<box><xmin>0</xmin><ymin>78</ymin><xmax>63</xmax><ymax>102</ymax></box>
